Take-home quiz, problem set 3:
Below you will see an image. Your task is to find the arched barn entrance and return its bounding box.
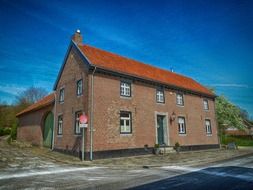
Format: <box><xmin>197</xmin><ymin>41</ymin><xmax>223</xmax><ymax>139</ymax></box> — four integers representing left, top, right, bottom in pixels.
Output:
<box><xmin>43</xmin><ymin>112</ymin><xmax>54</xmax><ymax>148</ymax></box>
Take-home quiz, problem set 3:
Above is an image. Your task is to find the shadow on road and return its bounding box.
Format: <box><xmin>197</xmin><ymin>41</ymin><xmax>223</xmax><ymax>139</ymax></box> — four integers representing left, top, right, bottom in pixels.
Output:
<box><xmin>128</xmin><ymin>166</ymin><xmax>253</xmax><ymax>190</ymax></box>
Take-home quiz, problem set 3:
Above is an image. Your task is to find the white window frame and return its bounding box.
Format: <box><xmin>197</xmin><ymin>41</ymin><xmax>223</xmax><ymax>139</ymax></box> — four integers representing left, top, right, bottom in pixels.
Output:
<box><xmin>156</xmin><ymin>89</ymin><xmax>165</xmax><ymax>103</ymax></box>
<box><xmin>75</xmin><ymin>111</ymin><xmax>82</xmax><ymax>135</ymax></box>
<box><xmin>178</xmin><ymin>117</ymin><xmax>186</xmax><ymax>134</ymax></box>
<box><xmin>120</xmin><ymin>81</ymin><xmax>131</xmax><ymax>97</ymax></box>
<box><xmin>176</xmin><ymin>93</ymin><xmax>184</xmax><ymax>106</ymax></box>
<box><xmin>59</xmin><ymin>88</ymin><xmax>64</xmax><ymax>103</ymax></box>
<box><xmin>203</xmin><ymin>99</ymin><xmax>209</xmax><ymax>110</ymax></box>
<box><xmin>120</xmin><ymin>111</ymin><xmax>132</xmax><ymax>134</ymax></box>
<box><xmin>57</xmin><ymin>115</ymin><xmax>63</xmax><ymax>135</ymax></box>
<box><xmin>77</xmin><ymin>79</ymin><xmax>83</xmax><ymax>96</ymax></box>
<box><xmin>205</xmin><ymin>119</ymin><xmax>212</xmax><ymax>134</ymax></box>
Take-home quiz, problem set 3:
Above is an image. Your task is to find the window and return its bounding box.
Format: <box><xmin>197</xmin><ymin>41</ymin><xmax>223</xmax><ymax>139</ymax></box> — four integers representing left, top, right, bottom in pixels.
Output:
<box><xmin>59</xmin><ymin>88</ymin><xmax>64</xmax><ymax>103</ymax></box>
<box><xmin>75</xmin><ymin>111</ymin><xmax>82</xmax><ymax>135</ymax></box>
<box><xmin>205</xmin><ymin>119</ymin><xmax>212</xmax><ymax>134</ymax></box>
<box><xmin>120</xmin><ymin>81</ymin><xmax>131</xmax><ymax>97</ymax></box>
<box><xmin>176</xmin><ymin>93</ymin><xmax>184</xmax><ymax>106</ymax></box>
<box><xmin>120</xmin><ymin>111</ymin><xmax>132</xmax><ymax>134</ymax></box>
<box><xmin>178</xmin><ymin>117</ymin><xmax>186</xmax><ymax>134</ymax></box>
<box><xmin>203</xmin><ymin>99</ymin><xmax>209</xmax><ymax>110</ymax></box>
<box><xmin>156</xmin><ymin>89</ymin><xmax>165</xmax><ymax>103</ymax></box>
<box><xmin>57</xmin><ymin>115</ymin><xmax>63</xmax><ymax>135</ymax></box>
<box><xmin>77</xmin><ymin>79</ymin><xmax>83</xmax><ymax>96</ymax></box>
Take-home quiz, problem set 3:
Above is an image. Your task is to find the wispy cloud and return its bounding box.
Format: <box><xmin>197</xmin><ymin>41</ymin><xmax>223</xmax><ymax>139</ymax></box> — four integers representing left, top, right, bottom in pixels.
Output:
<box><xmin>0</xmin><ymin>84</ymin><xmax>26</xmax><ymax>96</ymax></box>
<box><xmin>210</xmin><ymin>83</ymin><xmax>252</xmax><ymax>88</ymax></box>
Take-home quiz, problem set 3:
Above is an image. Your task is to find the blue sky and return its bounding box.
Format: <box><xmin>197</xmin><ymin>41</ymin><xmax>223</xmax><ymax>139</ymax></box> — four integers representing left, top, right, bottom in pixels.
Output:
<box><xmin>0</xmin><ymin>0</ymin><xmax>252</xmax><ymax>118</ymax></box>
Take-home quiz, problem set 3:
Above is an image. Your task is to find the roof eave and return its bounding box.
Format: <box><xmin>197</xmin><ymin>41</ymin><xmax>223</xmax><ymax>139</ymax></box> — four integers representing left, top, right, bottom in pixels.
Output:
<box><xmin>89</xmin><ymin>66</ymin><xmax>216</xmax><ymax>99</ymax></box>
<box><xmin>16</xmin><ymin>100</ymin><xmax>55</xmax><ymax>117</ymax></box>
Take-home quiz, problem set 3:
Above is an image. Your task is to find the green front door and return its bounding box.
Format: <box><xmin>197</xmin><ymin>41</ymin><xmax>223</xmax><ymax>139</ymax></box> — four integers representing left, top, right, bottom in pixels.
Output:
<box><xmin>43</xmin><ymin>112</ymin><xmax>54</xmax><ymax>148</ymax></box>
<box><xmin>157</xmin><ymin>115</ymin><xmax>165</xmax><ymax>145</ymax></box>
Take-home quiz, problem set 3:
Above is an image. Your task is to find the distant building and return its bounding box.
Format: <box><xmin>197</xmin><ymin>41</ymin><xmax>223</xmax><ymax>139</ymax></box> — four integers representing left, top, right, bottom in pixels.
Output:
<box><xmin>225</xmin><ymin>120</ymin><xmax>253</xmax><ymax>136</ymax></box>
<box><xmin>16</xmin><ymin>30</ymin><xmax>219</xmax><ymax>159</ymax></box>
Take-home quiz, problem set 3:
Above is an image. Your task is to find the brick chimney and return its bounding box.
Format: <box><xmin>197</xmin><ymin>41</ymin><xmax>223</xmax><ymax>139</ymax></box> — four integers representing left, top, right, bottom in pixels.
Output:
<box><xmin>72</xmin><ymin>29</ymin><xmax>83</xmax><ymax>45</ymax></box>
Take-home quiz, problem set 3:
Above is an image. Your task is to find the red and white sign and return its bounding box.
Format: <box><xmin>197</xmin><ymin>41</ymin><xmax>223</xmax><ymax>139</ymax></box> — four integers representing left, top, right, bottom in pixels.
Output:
<box><xmin>80</xmin><ymin>114</ymin><xmax>88</xmax><ymax>124</ymax></box>
<box><xmin>79</xmin><ymin>114</ymin><xmax>88</xmax><ymax>128</ymax></box>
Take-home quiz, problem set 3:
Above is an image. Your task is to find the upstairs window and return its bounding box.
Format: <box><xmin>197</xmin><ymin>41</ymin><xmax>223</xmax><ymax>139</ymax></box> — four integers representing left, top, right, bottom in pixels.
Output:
<box><xmin>205</xmin><ymin>119</ymin><xmax>212</xmax><ymax>134</ymax></box>
<box><xmin>178</xmin><ymin>117</ymin><xmax>186</xmax><ymax>134</ymax></box>
<box><xmin>75</xmin><ymin>111</ymin><xmax>82</xmax><ymax>135</ymax></box>
<box><xmin>77</xmin><ymin>79</ymin><xmax>83</xmax><ymax>96</ymax></box>
<box><xmin>59</xmin><ymin>88</ymin><xmax>64</xmax><ymax>103</ymax></box>
<box><xmin>120</xmin><ymin>111</ymin><xmax>132</xmax><ymax>134</ymax></box>
<box><xmin>176</xmin><ymin>93</ymin><xmax>184</xmax><ymax>106</ymax></box>
<box><xmin>156</xmin><ymin>89</ymin><xmax>165</xmax><ymax>103</ymax></box>
<box><xmin>203</xmin><ymin>99</ymin><xmax>209</xmax><ymax>110</ymax></box>
<box><xmin>57</xmin><ymin>115</ymin><xmax>63</xmax><ymax>135</ymax></box>
<box><xmin>120</xmin><ymin>81</ymin><xmax>131</xmax><ymax>97</ymax></box>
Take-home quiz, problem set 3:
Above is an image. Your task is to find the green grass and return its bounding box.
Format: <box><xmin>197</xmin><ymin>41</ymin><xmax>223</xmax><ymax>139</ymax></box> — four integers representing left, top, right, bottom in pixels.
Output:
<box><xmin>222</xmin><ymin>135</ymin><xmax>253</xmax><ymax>146</ymax></box>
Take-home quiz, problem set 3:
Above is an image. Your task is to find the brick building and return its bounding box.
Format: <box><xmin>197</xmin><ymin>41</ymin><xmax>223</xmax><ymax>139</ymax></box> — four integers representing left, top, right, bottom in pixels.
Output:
<box><xmin>17</xmin><ymin>30</ymin><xmax>219</xmax><ymax>159</ymax></box>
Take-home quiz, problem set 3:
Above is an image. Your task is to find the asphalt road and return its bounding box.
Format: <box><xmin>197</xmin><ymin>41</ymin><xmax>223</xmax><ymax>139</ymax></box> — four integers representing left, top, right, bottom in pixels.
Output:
<box><xmin>0</xmin><ymin>154</ymin><xmax>253</xmax><ymax>189</ymax></box>
<box><xmin>129</xmin><ymin>155</ymin><xmax>253</xmax><ymax>190</ymax></box>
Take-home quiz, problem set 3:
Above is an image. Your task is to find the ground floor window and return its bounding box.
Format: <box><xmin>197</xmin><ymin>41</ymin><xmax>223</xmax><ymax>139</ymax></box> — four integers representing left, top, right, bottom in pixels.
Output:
<box><xmin>57</xmin><ymin>115</ymin><xmax>63</xmax><ymax>135</ymax></box>
<box><xmin>75</xmin><ymin>111</ymin><xmax>82</xmax><ymax>135</ymax></box>
<box><xmin>205</xmin><ymin>119</ymin><xmax>212</xmax><ymax>134</ymax></box>
<box><xmin>120</xmin><ymin>111</ymin><xmax>132</xmax><ymax>134</ymax></box>
<box><xmin>178</xmin><ymin>117</ymin><xmax>186</xmax><ymax>134</ymax></box>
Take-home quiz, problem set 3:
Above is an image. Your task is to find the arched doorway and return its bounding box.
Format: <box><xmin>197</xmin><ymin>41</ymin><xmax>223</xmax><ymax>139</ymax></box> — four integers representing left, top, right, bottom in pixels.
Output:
<box><xmin>43</xmin><ymin>112</ymin><xmax>54</xmax><ymax>148</ymax></box>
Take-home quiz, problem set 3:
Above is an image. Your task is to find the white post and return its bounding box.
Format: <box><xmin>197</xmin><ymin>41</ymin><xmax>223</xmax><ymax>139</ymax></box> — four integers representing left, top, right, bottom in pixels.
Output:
<box><xmin>82</xmin><ymin>111</ymin><xmax>85</xmax><ymax>161</ymax></box>
<box><xmin>82</xmin><ymin>127</ymin><xmax>85</xmax><ymax>161</ymax></box>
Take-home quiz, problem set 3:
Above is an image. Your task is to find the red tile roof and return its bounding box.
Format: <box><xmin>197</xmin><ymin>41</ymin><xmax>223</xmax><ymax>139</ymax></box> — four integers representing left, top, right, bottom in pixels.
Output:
<box><xmin>16</xmin><ymin>93</ymin><xmax>55</xmax><ymax>117</ymax></box>
<box><xmin>78</xmin><ymin>44</ymin><xmax>214</xmax><ymax>96</ymax></box>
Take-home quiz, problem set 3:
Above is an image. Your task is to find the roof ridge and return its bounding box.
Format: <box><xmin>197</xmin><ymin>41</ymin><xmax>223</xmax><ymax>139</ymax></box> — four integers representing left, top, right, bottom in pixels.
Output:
<box><xmin>82</xmin><ymin>44</ymin><xmax>194</xmax><ymax>80</ymax></box>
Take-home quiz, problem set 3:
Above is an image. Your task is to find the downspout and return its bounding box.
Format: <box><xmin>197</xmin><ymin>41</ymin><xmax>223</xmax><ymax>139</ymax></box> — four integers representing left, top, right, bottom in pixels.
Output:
<box><xmin>52</xmin><ymin>91</ymin><xmax>57</xmax><ymax>150</ymax></box>
<box><xmin>90</xmin><ymin>66</ymin><xmax>97</xmax><ymax>160</ymax></box>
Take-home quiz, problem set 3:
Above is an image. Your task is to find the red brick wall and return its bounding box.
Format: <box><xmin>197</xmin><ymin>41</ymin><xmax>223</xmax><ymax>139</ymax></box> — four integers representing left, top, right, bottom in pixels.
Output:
<box><xmin>17</xmin><ymin>105</ymin><xmax>54</xmax><ymax>146</ymax></box>
<box><xmin>54</xmin><ymin>46</ymin><xmax>89</xmax><ymax>153</ymax></box>
<box><xmin>91</xmin><ymin>73</ymin><xmax>218</xmax><ymax>151</ymax></box>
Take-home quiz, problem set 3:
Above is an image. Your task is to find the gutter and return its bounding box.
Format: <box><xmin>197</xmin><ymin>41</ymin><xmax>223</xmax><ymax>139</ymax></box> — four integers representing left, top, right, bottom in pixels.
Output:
<box><xmin>90</xmin><ymin>66</ymin><xmax>97</xmax><ymax>161</ymax></box>
<box><xmin>52</xmin><ymin>91</ymin><xmax>57</xmax><ymax>150</ymax></box>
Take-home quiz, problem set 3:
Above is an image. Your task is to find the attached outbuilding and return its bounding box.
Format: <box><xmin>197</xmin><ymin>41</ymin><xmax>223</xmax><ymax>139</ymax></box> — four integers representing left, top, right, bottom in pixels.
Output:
<box><xmin>16</xmin><ymin>93</ymin><xmax>55</xmax><ymax>147</ymax></box>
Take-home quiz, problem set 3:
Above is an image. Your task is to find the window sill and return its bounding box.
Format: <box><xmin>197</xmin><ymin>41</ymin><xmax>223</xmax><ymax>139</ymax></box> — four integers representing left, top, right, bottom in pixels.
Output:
<box><xmin>57</xmin><ymin>135</ymin><xmax>63</xmax><ymax>137</ymax></box>
<box><xmin>179</xmin><ymin>133</ymin><xmax>187</xmax><ymax>136</ymax></box>
<box><xmin>176</xmin><ymin>104</ymin><xmax>184</xmax><ymax>107</ymax></box>
<box><xmin>77</xmin><ymin>94</ymin><xmax>83</xmax><ymax>98</ymax></box>
<box><xmin>156</xmin><ymin>102</ymin><xmax>165</xmax><ymax>105</ymax></box>
<box><xmin>74</xmin><ymin>134</ymin><xmax>82</xmax><ymax>136</ymax></box>
<box><xmin>59</xmin><ymin>101</ymin><xmax>64</xmax><ymax>105</ymax></box>
<box><xmin>120</xmin><ymin>96</ymin><xmax>132</xmax><ymax>100</ymax></box>
<box><xmin>120</xmin><ymin>133</ymin><xmax>132</xmax><ymax>136</ymax></box>
<box><xmin>206</xmin><ymin>134</ymin><xmax>212</xmax><ymax>136</ymax></box>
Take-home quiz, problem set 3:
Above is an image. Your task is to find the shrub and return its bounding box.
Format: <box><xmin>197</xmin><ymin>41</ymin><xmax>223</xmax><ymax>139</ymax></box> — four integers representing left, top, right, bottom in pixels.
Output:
<box><xmin>10</xmin><ymin>122</ymin><xmax>17</xmax><ymax>140</ymax></box>
<box><xmin>0</xmin><ymin>127</ymin><xmax>11</xmax><ymax>136</ymax></box>
<box><xmin>222</xmin><ymin>135</ymin><xmax>253</xmax><ymax>146</ymax></box>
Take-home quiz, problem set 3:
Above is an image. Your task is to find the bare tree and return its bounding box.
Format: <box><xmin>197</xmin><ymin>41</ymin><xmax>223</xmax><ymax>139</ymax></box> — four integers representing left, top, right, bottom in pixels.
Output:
<box><xmin>16</xmin><ymin>86</ymin><xmax>48</xmax><ymax>104</ymax></box>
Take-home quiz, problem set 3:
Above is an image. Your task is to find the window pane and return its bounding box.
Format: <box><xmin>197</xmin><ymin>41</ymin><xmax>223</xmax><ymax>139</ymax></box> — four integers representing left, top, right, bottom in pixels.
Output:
<box><xmin>120</xmin><ymin>119</ymin><xmax>124</xmax><ymax>126</ymax></box>
<box><xmin>75</xmin><ymin>112</ymin><xmax>82</xmax><ymax>134</ymax></box>
<box><xmin>178</xmin><ymin>117</ymin><xmax>186</xmax><ymax>134</ymax></box>
<box><xmin>77</xmin><ymin>80</ymin><xmax>83</xmax><ymax>95</ymax></box>
<box><xmin>120</xmin><ymin>111</ymin><xmax>131</xmax><ymax>133</ymax></box>
<box><xmin>59</xmin><ymin>88</ymin><xmax>64</xmax><ymax>102</ymax></box>
<box><xmin>121</xmin><ymin>112</ymin><xmax>129</xmax><ymax>118</ymax></box>
<box><xmin>120</xmin><ymin>82</ymin><xmax>131</xmax><ymax>96</ymax></box>
<box><xmin>58</xmin><ymin>115</ymin><xmax>63</xmax><ymax>134</ymax></box>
